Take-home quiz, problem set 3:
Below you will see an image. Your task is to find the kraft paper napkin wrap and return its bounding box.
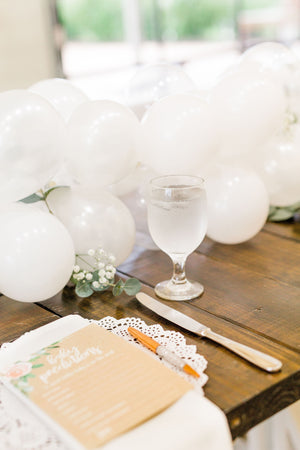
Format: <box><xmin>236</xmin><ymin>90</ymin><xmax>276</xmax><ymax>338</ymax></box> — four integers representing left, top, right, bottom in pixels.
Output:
<box><xmin>0</xmin><ymin>315</ymin><xmax>233</xmax><ymax>450</ymax></box>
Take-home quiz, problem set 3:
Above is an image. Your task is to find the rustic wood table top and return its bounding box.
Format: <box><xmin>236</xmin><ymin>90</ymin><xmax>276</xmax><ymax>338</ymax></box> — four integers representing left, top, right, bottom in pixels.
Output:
<box><xmin>0</xmin><ymin>221</ymin><xmax>299</xmax><ymax>440</ymax></box>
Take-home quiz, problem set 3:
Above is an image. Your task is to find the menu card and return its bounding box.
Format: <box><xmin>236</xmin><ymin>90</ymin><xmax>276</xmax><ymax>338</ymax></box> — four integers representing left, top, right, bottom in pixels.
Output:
<box><xmin>1</xmin><ymin>323</ymin><xmax>192</xmax><ymax>449</ymax></box>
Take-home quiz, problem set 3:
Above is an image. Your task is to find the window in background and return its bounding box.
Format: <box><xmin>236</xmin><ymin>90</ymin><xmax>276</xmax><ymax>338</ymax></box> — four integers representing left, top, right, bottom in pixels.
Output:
<box><xmin>141</xmin><ymin>0</ymin><xmax>235</xmax><ymax>42</ymax></box>
<box><xmin>57</xmin><ymin>0</ymin><xmax>123</xmax><ymax>41</ymax></box>
<box><xmin>236</xmin><ymin>0</ymin><xmax>300</xmax><ymax>49</ymax></box>
<box><xmin>55</xmin><ymin>0</ymin><xmax>300</xmax><ymax>99</ymax></box>
<box><xmin>56</xmin><ymin>0</ymin><xmax>239</xmax><ymax>77</ymax></box>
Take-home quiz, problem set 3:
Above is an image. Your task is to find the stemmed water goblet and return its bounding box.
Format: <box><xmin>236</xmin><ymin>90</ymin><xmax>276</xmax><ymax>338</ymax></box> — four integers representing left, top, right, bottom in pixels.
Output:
<box><xmin>147</xmin><ymin>175</ymin><xmax>207</xmax><ymax>301</ymax></box>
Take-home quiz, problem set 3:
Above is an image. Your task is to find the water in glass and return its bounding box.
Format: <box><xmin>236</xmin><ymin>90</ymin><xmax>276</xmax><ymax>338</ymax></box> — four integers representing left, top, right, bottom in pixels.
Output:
<box><xmin>147</xmin><ymin>175</ymin><xmax>207</xmax><ymax>301</ymax></box>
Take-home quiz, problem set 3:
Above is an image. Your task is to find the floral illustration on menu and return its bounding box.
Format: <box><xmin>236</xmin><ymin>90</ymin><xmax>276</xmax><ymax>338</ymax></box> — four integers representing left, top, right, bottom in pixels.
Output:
<box><xmin>2</xmin><ymin>341</ymin><xmax>60</xmax><ymax>395</ymax></box>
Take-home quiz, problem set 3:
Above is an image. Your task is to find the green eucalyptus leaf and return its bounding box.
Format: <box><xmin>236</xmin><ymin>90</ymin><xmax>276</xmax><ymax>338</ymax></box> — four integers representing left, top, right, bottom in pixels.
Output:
<box><xmin>75</xmin><ymin>281</ymin><xmax>94</xmax><ymax>298</ymax></box>
<box><xmin>112</xmin><ymin>279</ymin><xmax>124</xmax><ymax>296</ymax></box>
<box><xmin>43</xmin><ymin>185</ymin><xmax>70</xmax><ymax>200</ymax></box>
<box><xmin>268</xmin><ymin>208</ymin><xmax>294</xmax><ymax>222</ymax></box>
<box><xmin>124</xmin><ymin>278</ymin><xmax>141</xmax><ymax>295</ymax></box>
<box><xmin>19</xmin><ymin>193</ymin><xmax>44</xmax><ymax>204</ymax></box>
<box><xmin>287</xmin><ymin>201</ymin><xmax>300</xmax><ymax>212</ymax></box>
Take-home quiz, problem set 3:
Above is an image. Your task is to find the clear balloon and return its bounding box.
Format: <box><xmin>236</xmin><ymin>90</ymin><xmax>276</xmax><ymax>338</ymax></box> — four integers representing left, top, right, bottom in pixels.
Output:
<box><xmin>138</xmin><ymin>93</ymin><xmax>217</xmax><ymax>175</ymax></box>
<box><xmin>253</xmin><ymin>125</ymin><xmax>300</xmax><ymax>206</ymax></box>
<box><xmin>0</xmin><ymin>90</ymin><xmax>66</xmax><ymax>205</ymax></box>
<box><xmin>66</xmin><ymin>100</ymin><xmax>139</xmax><ymax>188</ymax></box>
<box><xmin>210</xmin><ymin>69</ymin><xmax>287</xmax><ymax>155</ymax></box>
<box><xmin>47</xmin><ymin>186</ymin><xmax>136</xmax><ymax>266</ymax></box>
<box><xmin>0</xmin><ymin>203</ymin><xmax>75</xmax><ymax>302</ymax></box>
<box><xmin>127</xmin><ymin>63</ymin><xmax>196</xmax><ymax>119</ymax></box>
<box><xmin>205</xmin><ymin>166</ymin><xmax>269</xmax><ymax>244</ymax></box>
<box><xmin>29</xmin><ymin>78</ymin><xmax>89</xmax><ymax>121</ymax></box>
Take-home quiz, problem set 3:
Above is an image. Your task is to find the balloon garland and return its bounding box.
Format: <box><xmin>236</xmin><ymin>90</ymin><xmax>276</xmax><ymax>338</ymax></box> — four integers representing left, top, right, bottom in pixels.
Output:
<box><xmin>0</xmin><ymin>41</ymin><xmax>299</xmax><ymax>302</ymax></box>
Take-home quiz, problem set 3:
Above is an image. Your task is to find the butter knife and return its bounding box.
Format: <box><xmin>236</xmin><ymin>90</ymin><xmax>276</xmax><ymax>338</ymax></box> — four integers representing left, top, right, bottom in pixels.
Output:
<box><xmin>136</xmin><ymin>292</ymin><xmax>282</xmax><ymax>373</ymax></box>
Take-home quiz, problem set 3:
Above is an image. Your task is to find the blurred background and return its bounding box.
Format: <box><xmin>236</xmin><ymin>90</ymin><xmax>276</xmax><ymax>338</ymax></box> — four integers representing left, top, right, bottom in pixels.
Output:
<box><xmin>1</xmin><ymin>0</ymin><xmax>300</xmax><ymax>99</ymax></box>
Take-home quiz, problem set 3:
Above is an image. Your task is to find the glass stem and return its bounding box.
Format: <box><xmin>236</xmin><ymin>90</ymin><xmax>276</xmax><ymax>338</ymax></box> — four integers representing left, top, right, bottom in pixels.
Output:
<box><xmin>171</xmin><ymin>256</ymin><xmax>187</xmax><ymax>285</ymax></box>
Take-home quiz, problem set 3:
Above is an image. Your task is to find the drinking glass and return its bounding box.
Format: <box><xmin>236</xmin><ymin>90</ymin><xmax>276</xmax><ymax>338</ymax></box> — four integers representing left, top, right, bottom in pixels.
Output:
<box><xmin>147</xmin><ymin>175</ymin><xmax>207</xmax><ymax>301</ymax></box>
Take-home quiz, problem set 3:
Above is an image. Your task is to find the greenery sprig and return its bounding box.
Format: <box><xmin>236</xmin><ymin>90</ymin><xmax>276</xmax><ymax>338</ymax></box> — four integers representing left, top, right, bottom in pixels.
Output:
<box><xmin>19</xmin><ymin>184</ymin><xmax>69</xmax><ymax>214</ymax></box>
<box><xmin>268</xmin><ymin>201</ymin><xmax>300</xmax><ymax>222</ymax></box>
<box><xmin>71</xmin><ymin>247</ymin><xmax>141</xmax><ymax>298</ymax></box>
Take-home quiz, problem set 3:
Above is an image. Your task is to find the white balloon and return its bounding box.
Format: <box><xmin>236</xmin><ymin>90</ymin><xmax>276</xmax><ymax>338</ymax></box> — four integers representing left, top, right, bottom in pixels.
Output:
<box><xmin>0</xmin><ymin>203</ymin><xmax>75</xmax><ymax>302</ymax></box>
<box><xmin>0</xmin><ymin>90</ymin><xmax>66</xmax><ymax>205</ymax></box>
<box><xmin>205</xmin><ymin>166</ymin><xmax>269</xmax><ymax>244</ymax></box>
<box><xmin>108</xmin><ymin>163</ymin><xmax>156</xmax><ymax>197</ymax></box>
<box><xmin>66</xmin><ymin>100</ymin><xmax>139</xmax><ymax>188</ymax></box>
<box><xmin>29</xmin><ymin>78</ymin><xmax>89</xmax><ymax>121</ymax></box>
<box><xmin>47</xmin><ymin>186</ymin><xmax>136</xmax><ymax>266</ymax></box>
<box><xmin>138</xmin><ymin>93</ymin><xmax>217</xmax><ymax>175</ymax></box>
<box><xmin>127</xmin><ymin>63</ymin><xmax>196</xmax><ymax>119</ymax></box>
<box><xmin>108</xmin><ymin>165</ymin><xmax>140</xmax><ymax>198</ymax></box>
<box><xmin>239</xmin><ymin>42</ymin><xmax>298</xmax><ymax>85</ymax></box>
<box><xmin>254</xmin><ymin>125</ymin><xmax>300</xmax><ymax>206</ymax></box>
<box><xmin>116</xmin><ymin>164</ymin><xmax>158</xmax><ymax>250</ymax></box>
<box><xmin>210</xmin><ymin>70</ymin><xmax>287</xmax><ymax>155</ymax></box>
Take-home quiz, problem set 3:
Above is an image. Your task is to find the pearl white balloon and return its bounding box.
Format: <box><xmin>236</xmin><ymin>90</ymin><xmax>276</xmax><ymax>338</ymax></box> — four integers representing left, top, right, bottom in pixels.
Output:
<box><xmin>0</xmin><ymin>90</ymin><xmax>66</xmax><ymax>205</ymax></box>
<box><xmin>47</xmin><ymin>186</ymin><xmax>135</xmax><ymax>266</ymax></box>
<box><xmin>0</xmin><ymin>203</ymin><xmax>75</xmax><ymax>302</ymax></box>
<box><xmin>127</xmin><ymin>63</ymin><xmax>196</xmax><ymax>119</ymax></box>
<box><xmin>108</xmin><ymin>164</ymin><xmax>141</xmax><ymax>198</ymax></box>
<box><xmin>239</xmin><ymin>42</ymin><xmax>298</xmax><ymax>85</ymax></box>
<box><xmin>29</xmin><ymin>78</ymin><xmax>89</xmax><ymax>121</ymax></box>
<box><xmin>108</xmin><ymin>163</ymin><xmax>157</xmax><ymax>197</ymax></box>
<box><xmin>210</xmin><ymin>70</ymin><xmax>287</xmax><ymax>155</ymax></box>
<box><xmin>254</xmin><ymin>125</ymin><xmax>300</xmax><ymax>206</ymax></box>
<box><xmin>205</xmin><ymin>166</ymin><xmax>269</xmax><ymax>244</ymax></box>
<box><xmin>138</xmin><ymin>93</ymin><xmax>217</xmax><ymax>175</ymax></box>
<box><xmin>66</xmin><ymin>100</ymin><xmax>139</xmax><ymax>188</ymax></box>
<box><xmin>116</xmin><ymin>164</ymin><xmax>158</xmax><ymax>250</ymax></box>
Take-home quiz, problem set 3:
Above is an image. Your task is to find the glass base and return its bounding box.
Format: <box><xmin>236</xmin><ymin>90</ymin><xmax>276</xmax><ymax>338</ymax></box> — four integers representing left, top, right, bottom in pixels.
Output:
<box><xmin>154</xmin><ymin>279</ymin><xmax>204</xmax><ymax>301</ymax></box>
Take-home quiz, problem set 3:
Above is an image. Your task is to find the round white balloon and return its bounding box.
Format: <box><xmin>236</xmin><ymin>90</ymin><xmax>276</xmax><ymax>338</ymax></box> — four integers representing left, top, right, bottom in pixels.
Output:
<box><xmin>29</xmin><ymin>78</ymin><xmax>89</xmax><ymax>121</ymax></box>
<box><xmin>108</xmin><ymin>163</ymin><xmax>157</xmax><ymax>197</ymax></box>
<box><xmin>116</xmin><ymin>164</ymin><xmax>158</xmax><ymax>249</ymax></box>
<box><xmin>239</xmin><ymin>42</ymin><xmax>298</xmax><ymax>85</ymax></box>
<box><xmin>66</xmin><ymin>100</ymin><xmax>139</xmax><ymax>188</ymax></box>
<box><xmin>205</xmin><ymin>166</ymin><xmax>269</xmax><ymax>244</ymax></box>
<box><xmin>127</xmin><ymin>63</ymin><xmax>196</xmax><ymax>119</ymax></box>
<box><xmin>138</xmin><ymin>93</ymin><xmax>217</xmax><ymax>175</ymax></box>
<box><xmin>210</xmin><ymin>69</ymin><xmax>287</xmax><ymax>154</ymax></box>
<box><xmin>0</xmin><ymin>90</ymin><xmax>66</xmax><ymax>205</ymax></box>
<box><xmin>0</xmin><ymin>203</ymin><xmax>75</xmax><ymax>302</ymax></box>
<box><xmin>47</xmin><ymin>186</ymin><xmax>136</xmax><ymax>266</ymax></box>
<box><xmin>254</xmin><ymin>125</ymin><xmax>300</xmax><ymax>206</ymax></box>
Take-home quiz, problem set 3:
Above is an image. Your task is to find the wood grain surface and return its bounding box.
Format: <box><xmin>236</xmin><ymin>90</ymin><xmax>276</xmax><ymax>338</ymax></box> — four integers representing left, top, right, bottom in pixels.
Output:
<box><xmin>0</xmin><ymin>296</ymin><xmax>58</xmax><ymax>344</ymax></box>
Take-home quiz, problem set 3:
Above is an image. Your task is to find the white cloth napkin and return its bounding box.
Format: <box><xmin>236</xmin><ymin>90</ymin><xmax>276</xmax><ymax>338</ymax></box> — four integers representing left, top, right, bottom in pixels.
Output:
<box><xmin>0</xmin><ymin>315</ymin><xmax>233</xmax><ymax>450</ymax></box>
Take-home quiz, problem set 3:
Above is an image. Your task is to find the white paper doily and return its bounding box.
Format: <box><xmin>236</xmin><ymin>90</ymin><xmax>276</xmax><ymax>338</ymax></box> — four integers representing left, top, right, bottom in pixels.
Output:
<box><xmin>0</xmin><ymin>317</ymin><xmax>208</xmax><ymax>450</ymax></box>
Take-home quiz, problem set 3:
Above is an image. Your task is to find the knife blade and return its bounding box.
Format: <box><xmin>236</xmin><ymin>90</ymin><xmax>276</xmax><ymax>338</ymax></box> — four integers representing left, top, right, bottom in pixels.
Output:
<box><xmin>136</xmin><ymin>292</ymin><xmax>282</xmax><ymax>373</ymax></box>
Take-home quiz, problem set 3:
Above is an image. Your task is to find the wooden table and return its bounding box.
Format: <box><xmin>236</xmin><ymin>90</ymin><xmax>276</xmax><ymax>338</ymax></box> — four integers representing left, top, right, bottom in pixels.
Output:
<box><xmin>0</xmin><ymin>221</ymin><xmax>299</xmax><ymax>440</ymax></box>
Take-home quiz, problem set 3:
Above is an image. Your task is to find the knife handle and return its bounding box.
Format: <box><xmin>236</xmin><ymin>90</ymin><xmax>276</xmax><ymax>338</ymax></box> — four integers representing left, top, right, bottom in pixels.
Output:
<box><xmin>201</xmin><ymin>328</ymin><xmax>282</xmax><ymax>373</ymax></box>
